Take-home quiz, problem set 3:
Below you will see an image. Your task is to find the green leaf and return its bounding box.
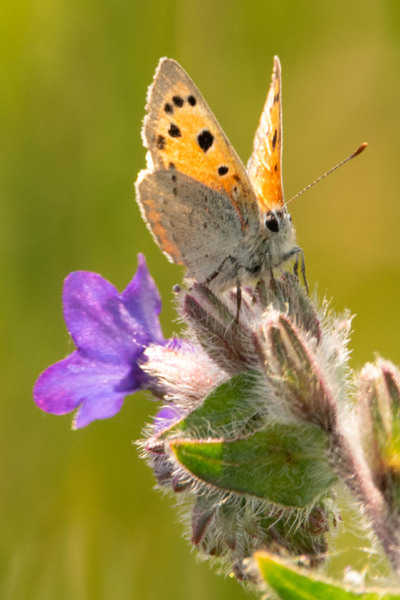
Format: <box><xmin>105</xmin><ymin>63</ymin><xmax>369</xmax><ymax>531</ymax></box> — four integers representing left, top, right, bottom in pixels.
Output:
<box><xmin>170</xmin><ymin>423</ymin><xmax>336</xmax><ymax>507</ymax></box>
<box><xmin>254</xmin><ymin>552</ymin><xmax>400</xmax><ymax>600</ymax></box>
<box><xmin>162</xmin><ymin>371</ymin><xmax>264</xmax><ymax>439</ymax></box>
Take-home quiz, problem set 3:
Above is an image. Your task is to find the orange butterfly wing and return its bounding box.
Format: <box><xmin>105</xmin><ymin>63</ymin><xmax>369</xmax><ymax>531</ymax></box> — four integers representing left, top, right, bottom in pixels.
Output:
<box><xmin>247</xmin><ymin>56</ymin><xmax>284</xmax><ymax>211</ymax></box>
<box><xmin>141</xmin><ymin>58</ymin><xmax>259</xmax><ymax>232</ymax></box>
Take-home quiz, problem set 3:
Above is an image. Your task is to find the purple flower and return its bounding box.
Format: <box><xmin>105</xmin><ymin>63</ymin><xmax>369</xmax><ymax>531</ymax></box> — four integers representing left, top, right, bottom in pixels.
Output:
<box><xmin>34</xmin><ymin>254</ymin><xmax>166</xmax><ymax>429</ymax></box>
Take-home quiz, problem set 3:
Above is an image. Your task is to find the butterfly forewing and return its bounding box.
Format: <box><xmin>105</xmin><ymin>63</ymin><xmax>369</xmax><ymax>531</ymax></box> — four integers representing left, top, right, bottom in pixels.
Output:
<box><xmin>247</xmin><ymin>56</ymin><xmax>284</xmax><ymax>211</ymax></box>
<box><xmin>142</xmin><ymin>58</ymin><xmax>259</xmax><ymax>230</ymax></box>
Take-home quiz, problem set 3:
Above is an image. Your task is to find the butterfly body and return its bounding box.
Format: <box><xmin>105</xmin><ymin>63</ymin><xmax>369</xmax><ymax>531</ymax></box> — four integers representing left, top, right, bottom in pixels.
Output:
<box><xmin>136</xmin><ymin>57</ymin><xmax>299</xmax><ymax>292</ymax></box>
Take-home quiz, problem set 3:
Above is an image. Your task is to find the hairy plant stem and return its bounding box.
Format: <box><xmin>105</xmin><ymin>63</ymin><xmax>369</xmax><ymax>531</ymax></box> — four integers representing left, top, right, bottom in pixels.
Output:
<box><xmin>333</xmin><ymin>429</ymin><xmax>400</xmax><ymax>575</ymax></box>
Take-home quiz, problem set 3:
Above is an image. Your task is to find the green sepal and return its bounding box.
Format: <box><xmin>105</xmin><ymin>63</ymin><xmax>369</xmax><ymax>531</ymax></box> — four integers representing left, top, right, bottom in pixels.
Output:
<box><xmin>170</xmin><ymin>423</ymin><xmax>336</xmax><ymax>507</ymax></box>
<box><xmin>254</xmin><ymin>552</ymin><xmax>400</xmax><ymax>600</ymax></box>
<box><xmin>161</xmin><ymin>371</ymin><xmax>264</xmax><ymax>440</ymax></box>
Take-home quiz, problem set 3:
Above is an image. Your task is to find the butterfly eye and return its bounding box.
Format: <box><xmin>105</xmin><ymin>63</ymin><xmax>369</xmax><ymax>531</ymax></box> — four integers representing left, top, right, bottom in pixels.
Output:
<box><xmin>265</xmin><ymin>211</ymin><xmax>280</xmax><ymax>233</ymax></box>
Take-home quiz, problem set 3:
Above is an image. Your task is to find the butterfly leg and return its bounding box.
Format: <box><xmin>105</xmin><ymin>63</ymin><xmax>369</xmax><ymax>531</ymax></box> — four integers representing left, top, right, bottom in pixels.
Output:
<box><xmin>205</xmin><ymin>255</ymin><xmax>237</xmax><ymax>286</ymax></box>
<box><xmin>235</xmin><ymin>275</ymin><xmax>242</xmax><ymax>323</ymax></box>
<box><xmin>205</xmin><ymin>256</ymin><xmax>242</xmax><ymax>322</ymax></box>
<box><xmin>294</xmin><ymin>248</ymin><xmax>308</xmax><ymax>294</ymax></box>
<box><xmin>283</xmin><ymin>246</ymin><xmax>308</xmax><ymax>294</ymax></box>
<box><xmin>269</xmin><ymin>267</ymin><xmax>278</xmax><ymax>294</ymax></box>
<box><xmin>252</xmin><ymin>278</ymin><xmax>266</xmax><ymax>306</ymax></box>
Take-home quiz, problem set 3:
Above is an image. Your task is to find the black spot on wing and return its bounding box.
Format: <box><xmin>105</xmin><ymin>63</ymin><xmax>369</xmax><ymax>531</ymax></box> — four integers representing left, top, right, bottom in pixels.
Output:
<box><xmin>164</xmin><ymin>103</ymin><xmax>173</xmax><ymax>114</ymax></box>
<box><xmin>172</xmin><ymin>95</ymin><xmax>184</xmax><ymax>107</ymax></box>
<box><xmin>156</xmin><ymin>134</ymin><xmax>166</xmax><ymax>150</ymax></box>
<box><xmin>272</xmin><ymin>129</ymin><xmax>278</xmax><ymax>151</ymax></box>
<box><xmin>168</xmin><ymin>124</ymin><xmax>181</xmax><ymax>138</ymax></box>
<box><xmin>218</xmin><ymin>166</ymin><xmax>229</xmax><ymax>176</ymax></box>
<box><xmin>187</xmin><ymin>95</ymin><xmax>196</xmax><ymax>106</ymax></box>
<box><xmin>197</xmin><ymin>129</ymin><xmax>214</xmax><ymax>152</ymax></box>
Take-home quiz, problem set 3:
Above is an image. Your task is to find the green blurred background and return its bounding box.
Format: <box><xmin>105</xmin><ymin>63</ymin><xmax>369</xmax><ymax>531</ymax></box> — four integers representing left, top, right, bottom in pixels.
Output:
<box><xmin>2</xmin><ymin>1</ymin><xmax>400</xmax><ymax>598</ymax></box>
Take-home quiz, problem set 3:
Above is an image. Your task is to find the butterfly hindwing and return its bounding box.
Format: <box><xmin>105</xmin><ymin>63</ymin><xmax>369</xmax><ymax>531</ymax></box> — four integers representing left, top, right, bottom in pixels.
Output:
<box><xmin>137</xmin><ymin>169</ymin><xmax>244</xmax><ymax>283</ymax></box>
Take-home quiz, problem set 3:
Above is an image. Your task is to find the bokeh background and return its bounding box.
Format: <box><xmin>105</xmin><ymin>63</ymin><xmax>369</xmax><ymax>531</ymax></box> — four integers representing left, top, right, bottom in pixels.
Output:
<box><xmin>2</xmin><ymin>1</ymin><xmax>400</xmax><ymax>598</ymax></box>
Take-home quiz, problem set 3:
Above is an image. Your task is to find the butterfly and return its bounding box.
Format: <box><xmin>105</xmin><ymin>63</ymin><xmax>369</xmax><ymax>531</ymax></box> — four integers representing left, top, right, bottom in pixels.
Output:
<box><xmin>136</xmin><ymin>57</ymin><xmax>302</xmax><ymax>306</ymax></box>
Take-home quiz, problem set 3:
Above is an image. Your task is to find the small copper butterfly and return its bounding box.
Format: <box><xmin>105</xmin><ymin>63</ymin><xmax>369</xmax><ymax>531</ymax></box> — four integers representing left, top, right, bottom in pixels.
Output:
<box><xmin>136</xmin><ymin>57</ymin><xmax>302</xmax><ymax>296</ymax></box>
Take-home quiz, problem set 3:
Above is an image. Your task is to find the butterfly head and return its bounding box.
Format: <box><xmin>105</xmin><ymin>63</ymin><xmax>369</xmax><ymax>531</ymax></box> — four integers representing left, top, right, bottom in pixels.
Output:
<box><xmin>264</xmin><ymin>208</ymin><xmax>288</xmax><ymax>233</ymax></box>
<box><xmin>263</xmin><ymin>202</ymin><xmax>293</xmax><ymax>241</ymax></box>
<box><xmin>258</xmin><ymin>205</ymin><xmax>296</xmax><ymax>275</ymax></box>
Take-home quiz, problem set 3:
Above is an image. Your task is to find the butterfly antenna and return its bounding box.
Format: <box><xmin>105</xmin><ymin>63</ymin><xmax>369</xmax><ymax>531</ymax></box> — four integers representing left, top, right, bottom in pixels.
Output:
<box><xmin>286</xmin><ymin>142</ymin><xmax>367</xmax><ymax>205</ymax></box>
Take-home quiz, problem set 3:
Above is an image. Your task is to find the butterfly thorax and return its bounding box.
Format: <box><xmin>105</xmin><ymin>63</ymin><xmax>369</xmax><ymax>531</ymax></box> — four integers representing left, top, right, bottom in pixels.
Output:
<box><xmin>201</xmin><ymin>207</ymin><xmax>296</xmax><ymax>291</ymax></box>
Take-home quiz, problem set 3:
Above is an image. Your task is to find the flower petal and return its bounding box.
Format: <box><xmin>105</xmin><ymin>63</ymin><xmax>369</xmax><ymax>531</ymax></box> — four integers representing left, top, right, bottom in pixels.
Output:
<box><xmin>34</xmin><ymin>256</ymin><xmax>170</xmax><ymax>427</ymax></box>
<box><xmin>121</xmin><ymin>254</ymin><xmax>164</xmax><ymax>345</ymax></box>
<box><xmin>72</xmin><ymin>391</ymin><xmax>124</xmax><ymax>429</ymax></box>
<box><xmin>154</xmin><ymin>405</ymin><xmax>182</xmax><ymax>432</ymax></box>
<box><xmin>62</xmin><ymin>256</ymin><xmax>163</xmax><ymax>364</ymax></box>
<box><xmin>33</xmin><ymin>350</ymin><xmax>145</xmax><ymax>427</ymax></box>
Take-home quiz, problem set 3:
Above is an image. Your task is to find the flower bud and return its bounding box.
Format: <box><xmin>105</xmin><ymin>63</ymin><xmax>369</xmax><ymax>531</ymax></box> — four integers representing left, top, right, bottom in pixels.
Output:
<box><xmin>259</xmin><ymin>309</ymin><xmax>337</xmax><ymax>431</ymax></box>
<box><xmin>358</xmin><ymin>359</ymin><xmax>400</xmax><ymax>510</ymax></box>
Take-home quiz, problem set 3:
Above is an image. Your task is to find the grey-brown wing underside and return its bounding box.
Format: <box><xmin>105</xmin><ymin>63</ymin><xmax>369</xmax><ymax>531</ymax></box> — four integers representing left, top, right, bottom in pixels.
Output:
<box><xmin>136</xmin><ymin>169</ymin><xmax>243</xmax><ymax>283</ymax></box>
